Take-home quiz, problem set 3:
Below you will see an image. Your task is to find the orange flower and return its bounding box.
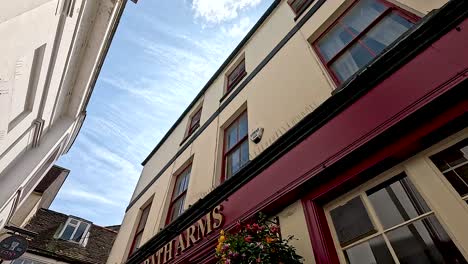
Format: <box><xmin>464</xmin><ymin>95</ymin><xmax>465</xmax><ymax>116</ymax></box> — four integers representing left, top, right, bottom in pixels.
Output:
<box><xmin>266</xmin><ymin>236</ymin><xmax>275</xmax><ymax>243</ymax></box>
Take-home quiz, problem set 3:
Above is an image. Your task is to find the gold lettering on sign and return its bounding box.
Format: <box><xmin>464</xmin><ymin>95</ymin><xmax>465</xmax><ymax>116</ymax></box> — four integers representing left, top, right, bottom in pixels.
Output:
<box><xmin>175</xmin><ymin>234</ymin><xmax>186</xmax><ymax>255</ymax></box>
<box><xmin>162</xmin><ymin>241</ymin><xmax>173</xmax><ymax>263</ymax></box>
<box><xmin>198</xmin><ymin>213</ymin><xmax>213</xmax><ymax>238</ymax></box>
<box><xmin>212</xmin><ymin>205</ymin><xmax>224</xmax><ymax>229</ymax></box>
<box><xmin>142</xmin><ymin>206</ymin><xmax>225</xmax><ymax>264</ymax></box>
<box><xmin>155</xmin><ymin>248</ymin><xmax>164</xmax><ymax>264</ymax></box>
<box><xmin>186</xmin><ymin>225</ymin><xmax>198</xmax><ymax>248</ymax></box>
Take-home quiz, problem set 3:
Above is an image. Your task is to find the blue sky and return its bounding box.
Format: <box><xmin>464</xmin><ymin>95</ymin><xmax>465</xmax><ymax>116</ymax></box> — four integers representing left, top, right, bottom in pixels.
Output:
<box><xmin>51</xmin><ymin>0</ymin><xmax>273</xmax><ymax>226</ymax></box>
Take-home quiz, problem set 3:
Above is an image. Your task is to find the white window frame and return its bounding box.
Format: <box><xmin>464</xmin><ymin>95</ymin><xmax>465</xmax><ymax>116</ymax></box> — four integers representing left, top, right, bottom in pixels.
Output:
<box><xmin>57</xmin><ymin>217</ymin><xmax>91</xmax><ymax>245</ymax></box>
<box><xmin>324</xmin><ymin>127</ymin><xmax>468</xmax><ymax>262</ymax></box>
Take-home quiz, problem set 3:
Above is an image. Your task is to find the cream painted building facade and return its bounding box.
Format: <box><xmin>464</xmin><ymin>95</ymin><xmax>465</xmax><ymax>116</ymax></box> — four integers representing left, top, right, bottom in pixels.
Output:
<box><xmin>108</xmin><ymin>0</ymin><xmax>468</xmax><ymax>263</ymax></box>
<box><xmin>0</xmin><ymin>0</ymin><xmax>127</xmax><ymax>234</ymax></box>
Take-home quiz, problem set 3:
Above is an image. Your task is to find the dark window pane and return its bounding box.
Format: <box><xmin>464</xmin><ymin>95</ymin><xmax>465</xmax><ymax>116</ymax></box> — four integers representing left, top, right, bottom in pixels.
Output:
<box><xmin>228</xmin><ymin>61</ymin><xmax>245</xmax><ymax>88</ymax></box>
<box><xmin>226</xmin><ymin>124</ymin><xmax>238</xmax><ymax>150</ymax></box>
<box><xmin>317</xmin><ymin>24</ymin><xmax>354</xmax><ymax>61</ymax></box>
<box><xmin>72</xmin><ymin>222</ymin><xmax>88</xmax><ymax>242</ymax></box>
<box><xmin>341</xmin><ymin>0</ymin><xmax>386</xmax><ymax>36</ymax></box>
<box><xmin>362</xmin><ymin>13</ymin><xmax>413</xmax><ymax>55</ymax></box>
<box><xmin>330</xmin><ymin>196</ymin><xmax>376</xmax><ymax>246</ymax></box>
<box><xmin>238</xmin><ymin>113</ymin><xmax>248</xmax><ymax>139</ymax></box>
<box><xmin>60</xmin><ymin>225</ymin><xmax>75</xmax><ymax>240</ymax></box>
<box><xmin>240</xmin><ymin>141</ymin><xmax>249</xmax><ymax>167</ymax></box>
<box><xmin>169</xmin><ymin>196</ymin><xmax>185</xmax><ymax>223</ymax></box>
<box><xmin>137</xmin><ymin>205</ymin><xmax>151</xmax><ymax>233</ymax></box>
<box><xmin>287</xmin><ymin>0</ymin><xmax>310</xmax><ymax>14</ymax></box>
<box><xmin>431</xmin><ymin>139</ymin><xmax>468</xmax><ymax>171</ymax></box>
<box><xmin>226</xmin><ymin>148</ymin><xmax>241</xmax><ymax>178</ymax></box>
<box><xmin>387</xmin><ymin>215</ymin><xmax>467</xmax><ymax>264</ymax></box>
<box><xmin>330</xmin><ymin>42</ymin><xmax>373</xmax><ymax>82</ymax></box>
<box><xmin>131</xmin><ymin>232</ymin><xmax>142</xmax><ymax>254</ymax></box>
<box><xmin>345</xmin><ymin>235</ymin><xmax>394</xmax><ymax>264</ymax></box>
<box><xmin>443</xmin><ymin>170</ymin><xmax>468</xmax><ymax>197</ymax></box>
<box><xmin>367</xmin><ymin>175</ymin><xmax>430</xmax><ymax>229</ymax></box>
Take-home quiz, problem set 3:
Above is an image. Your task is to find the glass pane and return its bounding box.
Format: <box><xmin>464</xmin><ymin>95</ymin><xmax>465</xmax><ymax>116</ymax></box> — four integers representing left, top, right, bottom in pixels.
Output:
<box><xmin>238</xmin><ymin>113</ymin><xmax>248</xmax><ymax>139</ymax></box>
<box><xmin>331</xmin><ymin>42</ymin><xmax>373</xmax><ymax>82</ymax></box>
<box><xmin>362</xmin><ymin>13</ymin><xmax>413</xmax><ymax>55</ymax></box>
<box><xmin>317</xmin><ymin>23</ymin><xmax>354</xmax><ymax>61</ymax></box>
<box><xmin>182</xmin><ymin>169</ymin><xmax>191</xmax><ymax>191</ymax></box>
<box><xmin>170</xmin><ymin>196</ymin><xmax>185</xmax><ymax>223</ymax></box>
<box><xmin>367</xmin><ymin>175</ymin><xmax>431</xmax><ymax>229</ymax></box>
<box><xmin>137</xmin><ymin>205</ymin><xmax>151</xmax><ymax>232</ymax></box>
<box><xmin>240</xmin><ymin>140</ymin><xmax>249</xmax><ymax>167</ymax></box>
<box><xmin>69</xmin><ymin>219</ymin><xmax>79</xmax><ymax>225</ymax></box>
<box><xmin>228</xmin><ymin>61</ymin><xmax>245</xmax><ymax>86</ymax></box>
<box><xmin>131</xmin><ymin>233</ymin><xmax>142</xmax><ymax>254</ymax></box>
<box><xmin>60</xmin><ymin>225</ymin><xmax>75</xmax><ymax>240</ymax></box>
<box><xmin>330</xmin><ymin>196</ymin><xmax>376</xmax><ymax>246</ymax></box>
<box><xmin>341</xmin><ymin>0</ymin><xmax>386</xmax><ymax>36</ymax></box>
<box><xmin>226</xmin><ymin>148</ymin><xmax>241</xmax><ymax>178</ymax></box>
<box><xmin>289</xmin><ymin>0</ymin><xmax>307</xmax><ymax>14</ymax></box>
<box><xmin>442</xmin><ymin>170</ymin><xmax>468</xmax><ymax>197</ymax></box>
<box><xmin>344</xmin><ymin>235</ymin><xmax>394</xmax><ymax>264</ymax></box>
<box><xmin>386</xmin><ymin>215</ymin><xmax>467</xmax><ymax>263</ymax></box>
<box><xmin>72</xmin><ymin>222</ymin><xmax>88</xmax><ymax>242</ymax></box>
<box><xmin>431</xmin><ymin>139</ymin><xmax>468</xmax><ymax>171</ymax></box>
<box><xmin>226</xmin><ymin>123</ymin><xmax>238</xmax><ymax>150</ymax></box>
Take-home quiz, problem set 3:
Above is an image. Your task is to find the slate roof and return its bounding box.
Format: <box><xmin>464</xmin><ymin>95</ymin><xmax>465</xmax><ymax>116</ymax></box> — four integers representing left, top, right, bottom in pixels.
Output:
<box><xmin>24</xmin><ymin>209</ymin><xmax>117</xmax><ymax>264</ymax></box>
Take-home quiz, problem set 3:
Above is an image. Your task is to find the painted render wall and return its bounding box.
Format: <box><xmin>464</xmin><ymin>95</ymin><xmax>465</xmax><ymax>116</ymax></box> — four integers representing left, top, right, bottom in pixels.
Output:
<box><xmin>108</xmin><ymin>0</ymin><xmax>449</xmax><ymax>263</ymax></box>
<box><xmin>0</xmin><ymin>0</ymin><xmax>124</xmax><ymax>231</ymax></box>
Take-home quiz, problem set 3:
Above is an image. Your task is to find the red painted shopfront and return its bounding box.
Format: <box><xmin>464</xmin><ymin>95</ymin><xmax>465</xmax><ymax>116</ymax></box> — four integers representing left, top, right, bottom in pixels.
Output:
<box><xmin>129</xmin><ymin>4</ymin><xmax>468</xmax><ymax>264</ymax></box>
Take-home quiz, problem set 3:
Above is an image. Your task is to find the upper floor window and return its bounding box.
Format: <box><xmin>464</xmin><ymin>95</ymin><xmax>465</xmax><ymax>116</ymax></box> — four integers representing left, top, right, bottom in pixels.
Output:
<box><xmin>313</xmin><ymin>0</ymin><xmax>418</xmax><ymax>84</ymax></box>
<box><xmin>188</xmin><ymin>108</ymin><xmax>202</xmax><ymax>136</ymax></box>
<box><xmin>58</xmin><ymin>217</ymin><xmax>90</xmax><ymax>245</ymax></box>
<box><xmin>129</xmin><ymin>202</ymin><xmax>152</xmax><ymax>256</ymax></box>
<box><xmin>226</xmin><ymin>59</ymin><xmax>246</xmax><ymax>93</ymax></box>
<box><xmin>287</xmin><ymin>0</ymin><xmax>314</xmax><ymax>17</ymax></box>
<box><xmin>166</xmin><ymin>165</ymin><xmax>191</xmax><ymax>224</ymax></box>
<box><xmin>430</xmin><ymin>138</ymin><xmax>468</xmax><ymax>205</ymax></box>
<box><xmin>223</xmin><ymin>111</ymin><xmax>249</xmax><ymax>180</ymax></box>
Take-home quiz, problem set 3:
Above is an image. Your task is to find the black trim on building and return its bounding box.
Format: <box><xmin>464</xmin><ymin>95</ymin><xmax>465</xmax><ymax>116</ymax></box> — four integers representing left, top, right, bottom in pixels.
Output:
<box><xmin>130</xmin><ymin>0</ymin><xmax>327</xmax><ymax>211</ymax></box>
<box><xmin>126</xmin><ymin>2</ymin><xmax>468</xmax><ymax>263</ymax></box>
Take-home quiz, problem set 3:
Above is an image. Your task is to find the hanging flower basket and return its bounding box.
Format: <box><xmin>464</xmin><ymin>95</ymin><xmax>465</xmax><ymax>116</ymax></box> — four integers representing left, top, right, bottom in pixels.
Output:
<box><xmin>215</xmin><ymin>214</ymin><xmax>304</xmax><ymax>264</ymax></box>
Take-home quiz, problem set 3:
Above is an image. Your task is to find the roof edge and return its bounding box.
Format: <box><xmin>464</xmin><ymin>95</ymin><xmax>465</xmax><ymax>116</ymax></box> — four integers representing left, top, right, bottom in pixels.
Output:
<box><xmin>141</xmin><ymin>0</ymin><xmax>282</xmax><ymax>165</ymax></box>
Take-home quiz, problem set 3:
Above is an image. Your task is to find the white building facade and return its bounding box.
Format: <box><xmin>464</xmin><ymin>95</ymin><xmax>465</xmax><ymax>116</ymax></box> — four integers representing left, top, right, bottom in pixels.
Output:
<box><xmin>0</xmin><ymin>0</ymin><xmax>128</xmax><ymax>233</ymax></box>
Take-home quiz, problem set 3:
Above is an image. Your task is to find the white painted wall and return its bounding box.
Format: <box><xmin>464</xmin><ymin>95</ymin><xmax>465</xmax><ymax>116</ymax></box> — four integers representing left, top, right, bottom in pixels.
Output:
<box><xmin>0</xmin><ymin>0</ymin><xmax>126</xmax><ymax>232</ymax></box>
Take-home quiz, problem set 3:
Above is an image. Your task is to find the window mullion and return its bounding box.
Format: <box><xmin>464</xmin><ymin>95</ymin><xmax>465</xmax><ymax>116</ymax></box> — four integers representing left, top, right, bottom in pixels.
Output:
<box><xmin>441</xmin><ymin>160</ymin><xmax>468</xmax><ymax>173</ymax></box>
<box><xmin>327</xmin><ymin>9</ymin><xmax>391</xmax><ymax>65</ymax></box>
<box><xmin>361</xmin><ymin>193</ymin><xmax>401</xmax><ymax>264</ymax></box>
<box><xmin>70</xmin><ymin>221</ymin><xmax>80</xmax><ymax>240</ymax></box>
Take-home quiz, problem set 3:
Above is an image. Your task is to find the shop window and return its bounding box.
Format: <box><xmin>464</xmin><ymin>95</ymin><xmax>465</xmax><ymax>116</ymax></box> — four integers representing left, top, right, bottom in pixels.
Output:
<box><xmin>430</xmin><ymin>138</ymin><xmax>468</xmax><ymax>205</ymax></box>
<box><xmin>58</xmin><ymin>217</ymin><xmax>91</xmax><ymax>245</ymax></box>
<box><xmin>166</xmin><ymin>165</ymin><xmax>191</xmax><ymax>224</ymax></box>
<box><xmin>226</xmin><ymin>59</ymin><xmax>246</xmax><ymax>93</ymax></box>
<box><xmin>287</xmin><ymin>0</ymin><xmax>314</xmax><ymax>18</ymax></box>
<box><xmin>223</xmin><ymin>111</ymin><xmax>249</xmax><ymax>180</ymax></box>
<box><xmin>187</xmin><ymin>108</ymin><xmax>202</xmax><ymax>137</ymax></box>
<box><xmin>328</xmin><ymin>173</ymin><xmax>466</xmax><ymax>264</ymax></box>
<box><xmin>129</xmin><ymin>203</ymin><xmax>152</xmax><ymax>256</ymax></box>
<box><xmin>313</xmin><ymin>0</ymin><xmax>418</xmax><ymax>84</ymax></box>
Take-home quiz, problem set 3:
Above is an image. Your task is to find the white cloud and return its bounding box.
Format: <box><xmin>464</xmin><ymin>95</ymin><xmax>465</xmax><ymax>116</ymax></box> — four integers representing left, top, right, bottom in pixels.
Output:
<box><xmin>192</xmin><ymin>0</ymin><xmax>263</xmax><ymax>24</ymax></box>
<box><xmin>61</xmin><ymin>189</ymin><xmax>120</xmax><ymax>206</ymax></box>
<box><xmin>223</xmin><ymin>17</ymin><xmax>253</xmax><ymax>38</ymax></box>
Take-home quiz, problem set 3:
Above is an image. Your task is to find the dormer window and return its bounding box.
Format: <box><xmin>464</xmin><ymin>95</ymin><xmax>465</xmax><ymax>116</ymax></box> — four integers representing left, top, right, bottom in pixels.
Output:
<box><xmin>58</xmin><ymin>217</ymin><xmax>91</xmax><ymax>245</ymax></box>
